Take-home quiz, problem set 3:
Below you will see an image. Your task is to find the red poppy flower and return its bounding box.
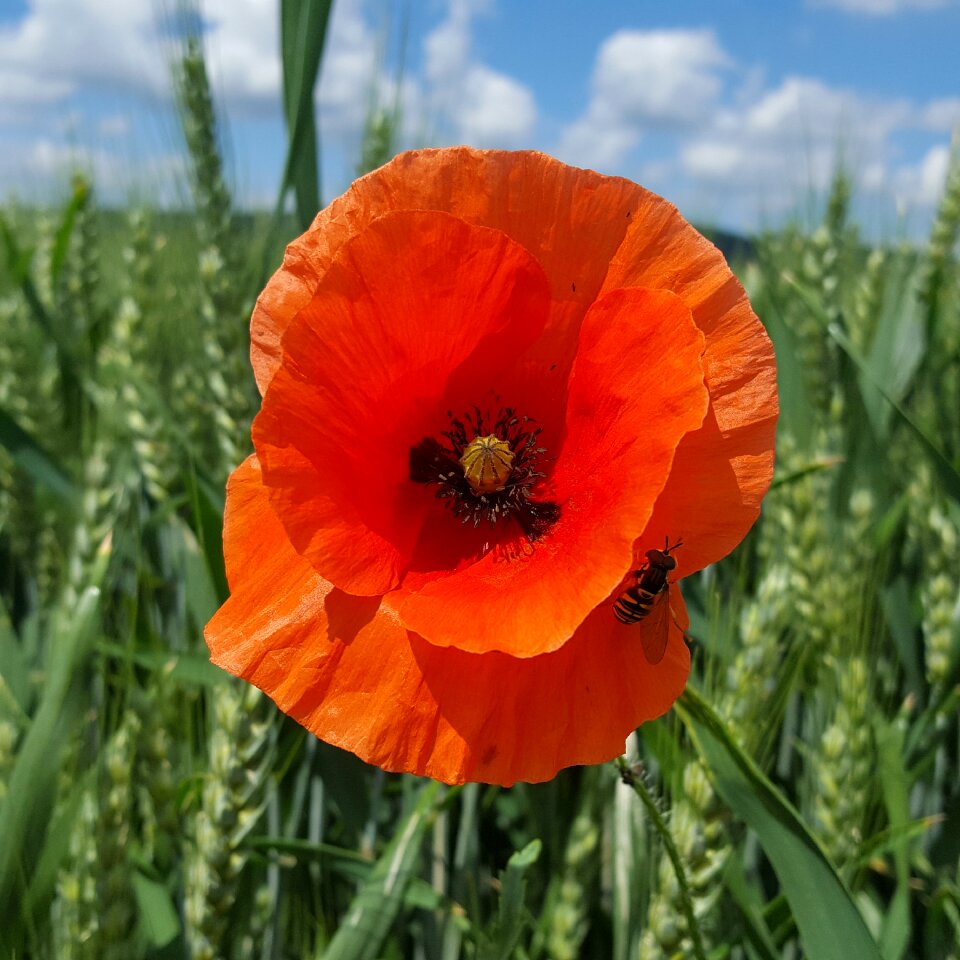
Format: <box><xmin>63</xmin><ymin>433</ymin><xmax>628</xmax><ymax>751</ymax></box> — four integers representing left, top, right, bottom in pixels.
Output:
<box><xmin>205</xmin><ymin>147</ymin><xmax>777</xmax><ymax>786</ymax></box>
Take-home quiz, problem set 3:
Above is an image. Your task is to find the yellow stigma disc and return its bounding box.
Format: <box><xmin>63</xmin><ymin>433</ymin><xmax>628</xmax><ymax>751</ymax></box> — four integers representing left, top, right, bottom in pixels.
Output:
<box><xmin>460</xmin><ymin>435</ymin><xmax>514</xmax><ymax>494</ymax></box>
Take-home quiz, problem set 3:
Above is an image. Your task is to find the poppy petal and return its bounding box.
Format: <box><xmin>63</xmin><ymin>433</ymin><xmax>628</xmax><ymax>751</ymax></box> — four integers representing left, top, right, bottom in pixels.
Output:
<box><xmin>211</xmin><ymin>148</ymin><xmax>779</xmax><ymax>788</ymax></box>
<box><xmin>206</xmin><ymin>454</ymin><xmax>337</xmax><ymax>697</ymax></box>
<box><xmin>250</xmin><ymin>148</ymin><xmax>650</xmax><ymax>394</ymax></box>
<box><xmin>403</xmin><ymin>594</ymin><xmax>691</xmax><ymax>786</ymax></box>
<box><xmin>249</xmin><ymin>150</ymin><xmax>773</xmax><ymax>579</ymax></box>
<box><xmin>206</xmin><ymin>454</ymin><xmax>690</xmax><ymax>786</ymax></box>
<box><xmin>601</xmin><ymin>197</ymin><xmax>778</xmax><ymax>574</ymax></box>
<box><xmin>252</xmin><ymin>210</ymin><xmax>551</xmax><ymax>596</ymax></box>
<box><xmin>398</xmin><ymin>287</ymin><xmax>707</xmax><ymax>657</ymax></box>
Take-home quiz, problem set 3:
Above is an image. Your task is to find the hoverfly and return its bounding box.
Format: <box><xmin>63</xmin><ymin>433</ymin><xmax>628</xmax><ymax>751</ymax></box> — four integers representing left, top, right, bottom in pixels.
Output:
<box><xmin>613</xmin><ymin>537</ymin><xmax>683</xmax><ymax>665</ymax></box>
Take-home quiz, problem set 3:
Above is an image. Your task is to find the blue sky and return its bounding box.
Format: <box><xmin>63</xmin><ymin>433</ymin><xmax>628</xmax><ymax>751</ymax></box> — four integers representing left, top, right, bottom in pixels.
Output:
<box><xmin>1</xmin><ymin>0</ymin><xmax>958</xmax><ymax>238</ymax></box>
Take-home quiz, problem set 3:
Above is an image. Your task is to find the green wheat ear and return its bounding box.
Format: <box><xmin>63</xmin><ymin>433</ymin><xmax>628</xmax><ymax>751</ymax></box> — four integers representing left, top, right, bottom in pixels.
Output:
<box><xmin>52</xmin><ymin>712</ymin><xmax>141</xmax><ymax>960</ymax></box>
<box><xmin>543</xmin><ymin>769</ymin><xmax>604</xmax><ymax>960</ymax></box>
<box><xmin>633</xmin><ymin>760</ymin><xmax>718</xmax><ymax>960</ymax></box>
<box><xmin>907</xmin><ymin>465</ymin><xmax>960</xmax><ymax>695</ymax></box>
<box><xmin>811</xmin><ymin>655</ymin><xmax>874</xmax><ymax>878</ymax></box>
<box><xmin>358</xmin><ymin>107</ymin><xmax>402</xmax><ymax>178</ymax></box>
<box><xmin>175</xmin><ymin>34</ymin><xmax>233</xmax><ymax>259</ymax></box>
<box><xmin>921</xmin><ymin>503</ymin><xmax>959</xmax><ymax>691</ymax></box>
<box><xmin>184</xmin><ymin>683</ymin><xmax>274</xmax><ymax>960</ymax></box>
<box><xmin>171</xmin><ymin>19</ymin><xmax>256</xmax><ymax>478</ymax></box>
<box><xmin>849</xmin><ymin>246</ymin><xmax>889</xmax><ymax>351</ymax></box>
<box><xmin>102</xmin><ymin>209</ymin><xmax>177</xmax><ymax>501</ymax></box>
<box><xmin>920</xmin><ymin>136</ymin><xmax>960</xmax><ymax>328</ymax></box>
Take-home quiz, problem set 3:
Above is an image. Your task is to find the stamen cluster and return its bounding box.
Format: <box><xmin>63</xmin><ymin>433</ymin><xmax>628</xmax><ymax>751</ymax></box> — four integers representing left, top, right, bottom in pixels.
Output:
<box><xmin>410</xmin><ymin>405</ymin><xmax>560</xmax><ymax>539</ymax></box>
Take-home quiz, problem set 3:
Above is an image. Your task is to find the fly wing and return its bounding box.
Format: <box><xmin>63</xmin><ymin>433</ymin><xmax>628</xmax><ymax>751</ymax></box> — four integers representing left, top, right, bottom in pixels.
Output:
<box><xmin>639</xmin><ymin>588</ymin><xmax>671</xmax><ymax>665</ymax></box>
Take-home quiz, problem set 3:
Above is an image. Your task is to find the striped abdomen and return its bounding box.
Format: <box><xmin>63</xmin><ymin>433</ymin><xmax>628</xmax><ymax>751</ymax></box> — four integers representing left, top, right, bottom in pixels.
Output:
<box><xmin>615</xmin><ymin>540</ymin><xmax>682</xmax><ymax>664</ymax></box>
<box><xmin>613</xmin><ymin>543</ymin><xmax>679</xmax><ymax>625</ymax></box>
<box><xmin>614</xmin><ymin>563</ymin><xmax>670</xmax><ymax>624</ymax></box>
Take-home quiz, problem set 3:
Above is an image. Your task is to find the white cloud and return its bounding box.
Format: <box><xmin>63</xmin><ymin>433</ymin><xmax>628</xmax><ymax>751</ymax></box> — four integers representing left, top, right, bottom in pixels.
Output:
<box><xmin>810</xmin><ymin>0</ymin><xmax>954</xmax><ymax>14</ymax></box>
<box><xmin>558</xmin><ymin>119</ymin><xmax>638</xmax><ymax>172</ymax></box>
<box><xmin>0</xmin><ymin>0</ymin><xmax>286</xmax><ymax>120</ymax></box>
<box><xmin>0</xmin><ymin>137</ymin><xmax>185</xmax><ymax>205</ymax></box>
<box><xmin>0</xmin><ymin>0</ymin><xmax>167</xmax><ymax>111</ymax></box>
<box><xmin>203</xmin><ymin>0</ymin><xmax>281</xmax><ymax>111</ymax></box>
<box><xmin>0</xmin><ymin>0</ymin><xmax>392</xmax><ymax>199</ymax></box>
<box><xmin>592</xmin><ymin>29</ymin><xmax>731</xmax><ymax>126</ymax></box>
<box><xmin>424</xmin><ymin>0</ymin><xmax>474</xmax><ymax>83</ymax></box>
<box><xmin>0</xmin><ymin>0</ymin><xmax>377</xmax><ymax>124</ymax></box>
<box><xmin>201</xmin><ymin>0</ymin><xmax>383</xmax><ymax>126</ymax></box>
<box><xmin>454</xmin><ymin>64</ymin><xmax>535</xmax><ymax>144</ymax></box>
<box><xmin>0</xmin><ymin>68</ymin><xmax>72</xmax><ymax>109</ymax></box>
<box><xmin>314</xmin><ymin>0</ymin><xmax>379</xmax><ymax>134</ymax></box>
<box><xmin>0</xmin><ymin>0</ymin><xmax>954</xmax><ymax>235</ymax></box>
<box><xmin>98</xmin><ymin>114</ymin><xmax>131</xmax><ymax>137</ymax></box>
<box><xmin>198</xmin><ymin>0</ymin><xmax>383</xmax><ymax>130</ymax></box>
<box><xmin>662</xmin><ymin>73</ymin><xmax>959</xmax><ymax>235</ymax></box>
<box><xmin>922</xmin><ymin>97</ymin><xmax>960</xmax><ymax>131</ymax></box>
<box><xmin>557</xmin><ymin>28</ymin><xmax>731</xmax><ymax>170</ymax></box>
<box><xmin>423</xmin><ymin>0</ymin><xmax>536</xmax><ymax>147</ymax></box>
<box><xmin>680</xmin><ymin>76</ymin><xmax>910</xmax><ymax>194</ymax></box>
<box><xmin>893</xmin><ymin>143</ymin><xmax>953</xmax><ymax>206</ymax></box>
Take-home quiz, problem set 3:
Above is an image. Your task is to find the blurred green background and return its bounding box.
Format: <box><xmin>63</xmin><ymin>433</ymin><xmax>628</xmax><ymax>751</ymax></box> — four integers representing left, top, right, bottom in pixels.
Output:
<box><xmin>1</xmin><ymin>1</ymin><xmax>959</xmax><ymax>958</ymax></box>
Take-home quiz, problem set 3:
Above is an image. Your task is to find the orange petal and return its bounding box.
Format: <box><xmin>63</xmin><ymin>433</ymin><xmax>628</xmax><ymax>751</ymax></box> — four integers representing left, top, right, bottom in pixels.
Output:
<box><xmin>206</xmin><ymin>455</ymin><xmax>690</xmax><ymax>785</ymax></box>
<box><xmin>601</xmin><ymin>195</ymin><xmax>778</xmax><ymax>574</ymax></box>
<box><xmin>404</xmin><ymin>595</ymin><xmax>691</xmax><ymax>785</ymax></box>
<box><xmin>251</xmin><ymin>148</ymin><xmax>650</xmax><ymax>394</ymax></box>
<box><xmin>398</xmin><ymin>288</ymin><xmax>708</xmax><ymax>657</ymax></box>
<box><xmin>252</xmin><ymin>210</ymin><xmax>551</xmax><ymax>596</ymax></box>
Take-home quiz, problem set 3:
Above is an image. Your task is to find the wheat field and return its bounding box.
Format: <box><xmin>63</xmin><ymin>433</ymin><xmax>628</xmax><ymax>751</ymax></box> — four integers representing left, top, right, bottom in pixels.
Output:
<box><xmin>1</xmin><ymin>9</ymin><xmax>959</xmax><ymax>960</ymax></box>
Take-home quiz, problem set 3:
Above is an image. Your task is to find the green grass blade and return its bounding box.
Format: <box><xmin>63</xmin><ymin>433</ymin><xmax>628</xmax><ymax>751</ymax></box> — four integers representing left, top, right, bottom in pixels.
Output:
<box><xmin>760</xmin><ymin>297</ymin><xmax>814</xmax><ymax>449</ymax></box>
<box><xmin>874</xmin><ymin>717</ymin><xmax>913</xmax><ymax>960</ymax></box>
<box><xmin>49</xmin><ymin>177</ymin><xmax>90</xmax><ymax>287</ymax></box>
<box><xmin>881</xmin><ymin>577</ymin><xmax>924</xmax><ymax>697</ymax></box>
<box><xmin>770</xmin><ymin>455</ymin><xmax>842</xmax><ymax>490</ymax></box>
<box><xmin>828</xmin><ymin>324</ymin><xmax>960</xmax><ymax>505</ymax></box>
<box><xmin>0</xmin><ymin>213</ymin><xmax>89</xmax><ymax>428</ymax></box>
<box><xmin>751</xmin><ymin>254</ymin><xmax>815</xmax><ymax>449</ymax></box>
<box><xmin>314</xmin><ymin>741</ymin><xmax>373</xmax><ymax>838</ymax></box>
<box><xmin>676</xmin><ymin>686</ymin><xmax>883</xmax><ymax>960</ymax></box>
<box><xmin>280</xmin><ymin>0</ymin><xmax>333</xmax><ymax>231</ymax></box>
<box><xmin>184</xmin><ymin>464</ymin><xmax>229</xmax><ymax>604</ymax></box>
<box><xmin>616</xmin><ymin>757</ymin><xmax>708</xmax><ymax>960</ymax></box>
<box><xmin>248</xmin><ymin>835</ymin><xmax>375</xmax><ymax>873</ymax></box>
<box><xmin>856</xmin><ymin>816</ymin><xmax>941</xmax><ymax>867</ymax></box>
<box><xmin>0</xmin><ymin>214</ymin><xmax>53</xmax><ymax>332</ymax></box>
<box><xmin>723</xmin><ymin>855</ymin><xmax>781</xmax><ymax>960</ymax></box>
<box><xmin>477</xmin><ymin>839</ymin><xmax>542</xmax><ymax>960</ymax></box>
<box><xmin>320</xmin><ymin>781</ymin><xmax>443</xmax><ymax>960</ymax></box>
<box><xmin>863</xmin><ymin>256</ymin><xmax>926</xmax><ymax>434</ymax></box>
<box><xmin>131</xmin><ymin>870</ymin><xmax>182</xmax><ymax>949</ymax></box>
<box><xmin>0</xmin><ymin>407</ymin><xmax>78</xmax><ymax>508</ymax></box>
<box><xmin>0</xmin><ymin>610</ymin><xmax>30</xmax><ymax>716</ymax></box>
<box><xmin>94</xmin><ymin>641</ymin><xmax>229</xmax><ymax>686</ymax></box>
<box><xmin>177</xmin><ymin>514</ymin><xmax>220</xmax><ymax>630</ymax></box>
<box><xmin>21</xmin><ymin>767</ymin><xmax>94</xmax><ymax>919</ymax></box>
<box><xmin>0</xmin><ymin>576</ymin><xmax>106</xmax><ymax>929</ymax></box>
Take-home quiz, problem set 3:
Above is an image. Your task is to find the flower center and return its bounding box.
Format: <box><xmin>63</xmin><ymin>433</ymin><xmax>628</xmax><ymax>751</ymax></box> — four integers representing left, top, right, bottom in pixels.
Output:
<box><xmin>460</xmin><ymin>434</ymin><xmax>514</xmax><ymax>493</ymax></box>
<box><xmin>409</xmin><ymin>405</ymin><xmax>560</xmax><ymax>539</ymax></box>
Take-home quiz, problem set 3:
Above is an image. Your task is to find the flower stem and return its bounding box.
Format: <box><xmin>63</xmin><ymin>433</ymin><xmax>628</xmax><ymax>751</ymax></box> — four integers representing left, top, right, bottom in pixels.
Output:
<box><xmin>614</xmin><ymin>756</ymin><xmax>708</xmax><ymax>960</ymax></box>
